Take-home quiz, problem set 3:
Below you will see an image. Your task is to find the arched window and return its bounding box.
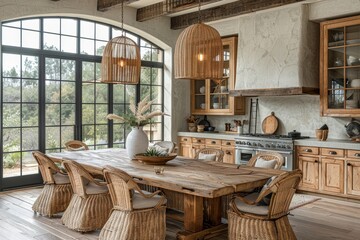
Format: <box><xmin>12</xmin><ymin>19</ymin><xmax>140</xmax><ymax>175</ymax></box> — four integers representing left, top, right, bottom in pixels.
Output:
<box><xmin>0</xmin><ymin>17</ymin><xmax>164</xmax><ymax>186</ymax></box>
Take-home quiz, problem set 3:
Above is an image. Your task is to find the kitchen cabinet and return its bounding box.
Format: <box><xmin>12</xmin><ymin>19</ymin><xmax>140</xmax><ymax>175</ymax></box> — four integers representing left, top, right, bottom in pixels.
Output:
<box><xmin>346</xmin><ymin>149</ymin><xmax>360</xmax><ymax>197</ymax></box>
<box><xmin>190</xmin><ymin>36</ymin><xmax>245</xmax><ymax>115</ymax></box>
<box><xmin>297</xmin><ymin>146</ymin><xmax>320</xmax><ymax>191</ymax></box>
<box><xmin>321</xmin><ymin>158</ymin><xmax>344</xmax><ymax>194</ymax></box>
<box><xmin>320</xmin><ymin>15</ymin><xmax>360</xmax><ymax>117</ymax></box>
<box><xmin>179</xmin><ymin>137</ymin><xmax>192</xmax><ymax>158</ymax></box>
<box><xmin>178</xmin><ymin>136</ymin><xmax>235</xmax><ymax>164</ymax></box>
<box><xmin>296</xmin><ymin>145</ymin><xmax>360</xmax><ymax>199</ymax></box>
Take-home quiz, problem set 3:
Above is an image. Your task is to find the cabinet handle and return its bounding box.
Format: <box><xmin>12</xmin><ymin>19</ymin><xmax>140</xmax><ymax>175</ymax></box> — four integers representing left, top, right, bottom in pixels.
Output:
<box><xmin>226</xmin><ymin>151</ymin><xmax>231</xmax><ymax>155</ymax></box>
<box><xmin>329</xmin><ymin>151</ymin><xmax>337</xmax><ymax>155</ymax></box>
<box><xmin>211</xmin><ymin>141</ymin><xmax>216</xmax><ymax>144</ymax></box>
<box><xmin>314</xmin><ymin>160</ymin><xmax>319</xmax><ymax>163</ymax></box>
<box><xmin>355</xmin><ymin>153</ymin><xmax>360</xmax><ymax>157</ymax></box>
<box><xmin>304</xmin><ymin>149</ymin><xmax>312</xmax><ymax>152</ymax></box>
<box><xmin>347</xmin><ymin>163</ymin><xmax>352</xmax><ymax>166</ymax></box>
<box><xmin>226</xmin><ymin>142</ymin><xmax>231</xmax><ymax>145</ymax></box>
<box><xmin>197</xmin><ymin>140</ymin><xmax>201</xmax><ymax>143</ymax></box>
<box><xmin>184</xmin><ymin>138</ymin><xmax>188</xmax><ymax>141</ymax></box>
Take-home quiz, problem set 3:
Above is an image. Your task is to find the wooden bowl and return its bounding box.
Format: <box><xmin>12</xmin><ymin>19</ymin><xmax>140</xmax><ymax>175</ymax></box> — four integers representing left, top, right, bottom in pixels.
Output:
<box><xmin>134</xmin><ymin>153</ymin><xmax>177</xmax><ymax>165</ymax></box>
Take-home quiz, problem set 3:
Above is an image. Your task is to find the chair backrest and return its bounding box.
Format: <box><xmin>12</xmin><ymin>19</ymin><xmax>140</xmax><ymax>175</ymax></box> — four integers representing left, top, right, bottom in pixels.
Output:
<box><xmin>32</xmin><ymin>151</ymin><xmax>60</xmax><ymax>184</ymax></box>
<box><xmin>265</xmin><ymin>169</ymin><xmax>302</xmax><ymax>219</ymax></box>
<box><xmin>103</xmin><ymin>166</ymin><xmax>138</xmax><ymax>211</ymax></box>
<box><xmin>153</xmin><ymin>141</ymin><xmax>176</xmax><ymax>153</ymax></box>
<box><xmin>195</xmin><ymin>148</ymin><xmax>224</xmax><ymax>162</ymax></box>
<box><xmin>247</xmin><ymin>152</ymin><xmax>284</xmax><ymax>170</ymax></box>
<box><xmin>62</xmin><ymin>160</ymin><xmax>94</xmax><ymax>198</ymax></box>
<box><xmin>64</xmin><ymin>140</ymin><xmax>89</xmax><ymax>151</ymax></box>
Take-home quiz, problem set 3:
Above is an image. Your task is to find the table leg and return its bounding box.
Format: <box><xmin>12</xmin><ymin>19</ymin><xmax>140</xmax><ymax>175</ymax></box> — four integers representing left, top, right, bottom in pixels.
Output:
<box><xmin>206</xmin><ymin>197</ymin><xmax>222</xmax><ymax>226</ymax></box>
<box><xmin>183</xmin><ymin>194</ymin><xmax>203</xmax><ymax>232</ymax></box>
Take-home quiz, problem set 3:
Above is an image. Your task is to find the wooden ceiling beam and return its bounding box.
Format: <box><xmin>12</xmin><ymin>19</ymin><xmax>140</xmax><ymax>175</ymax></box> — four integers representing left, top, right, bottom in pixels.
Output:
<box><xmin>97</xmin><ymin>0</ymin><xmax>138</xmax><ymax>12</ymax></box>
<box><xmin>171</xmin><ymin>0</ymin><xmax>305</xmax><ymax>29</ymax></box>
<box><xmin>136</xmin><ymin>0</ymin><xmax>221</xmax><ymax>22</ymax></box>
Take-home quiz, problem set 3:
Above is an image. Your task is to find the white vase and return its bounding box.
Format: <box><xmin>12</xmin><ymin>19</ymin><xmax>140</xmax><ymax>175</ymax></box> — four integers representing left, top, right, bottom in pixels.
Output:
<box><xmin>126</xmin><ymin>126</ymin><xmax>149</xmax><ymax>159</ymax></box>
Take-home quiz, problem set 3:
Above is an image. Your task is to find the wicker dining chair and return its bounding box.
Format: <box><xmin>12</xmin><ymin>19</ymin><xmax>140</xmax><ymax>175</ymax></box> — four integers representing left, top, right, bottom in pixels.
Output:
<box><xmin>99</xmin><ymin>166</ymin><xmax>167</xmax><ymax>240</ymax></box>
<box><xmin>64</xmin><ymin>140</ymin><xmax>89</xmax><ymax>151</ymax></box>
<box><xmin>61</xmin><ymin>160</ymin><xmax>112</xmax><ymax>232</ymax></box>
<box><xmin>228</xmin><ymin>169</ymin><xmax>302</xmax><ymax>240</ymax></box>
<box><xmin>195</xmin><ymin>148</ymin><xmax>224</xmax><ymax>162</ymax></box>
<box><xmin>247</xmin><ymin>151</ymin><xmax>284</xmax><ymax>170</ymax></box>
<box><xmin>32</xmin><ymin>151</ymin><xmax>73</xmax><ymax>217</ymax></box>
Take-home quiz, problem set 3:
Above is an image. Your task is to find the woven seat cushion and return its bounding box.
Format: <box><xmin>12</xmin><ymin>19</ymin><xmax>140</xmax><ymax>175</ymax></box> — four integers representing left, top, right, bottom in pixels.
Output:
<box><xmin>53</xmin><ymin>173</ymin><xmax>71</xmax><ymax>184</ymax></box>
<box><xmin>85</xmin><ymin>182</ymin><xmax>109</xmax><ymax>195</ymax></box>
<box><xmin>198</xmin><ymin>153</ymin><xmax>217</xmax><ymax>161</ymax></box>
<box><xmin>254</xmin><ymin>158</ymin><xmax>277</xmax><ymax>169</ymax></box>
<box><xmin>132</xmin><ymin>191</ymin><xmax>167</xmax><ymax>210</ymax></box>
<box><xmin>234</xmin><ymin>193</ymin><xmax>269</xmax><ymax>215</ymax></box>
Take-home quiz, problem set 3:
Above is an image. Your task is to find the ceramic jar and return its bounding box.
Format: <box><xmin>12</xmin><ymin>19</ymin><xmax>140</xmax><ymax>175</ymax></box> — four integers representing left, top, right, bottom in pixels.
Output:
<box><xmin>126</xmin><ymin>126</ymin><xmax>149</xmax><ymax>159</ymax></box>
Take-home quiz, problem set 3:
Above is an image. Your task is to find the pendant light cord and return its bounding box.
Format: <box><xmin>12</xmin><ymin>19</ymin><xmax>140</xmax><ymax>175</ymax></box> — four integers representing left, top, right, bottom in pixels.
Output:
<box><xmin>198</xmin><ymin>0</ymin><xmax>201</xmax><ymax>23</ymax></box>
<box><xmin>121</xmin><ymin>0</ymin><xmax>124</xmax><ymax>36</ymax></box>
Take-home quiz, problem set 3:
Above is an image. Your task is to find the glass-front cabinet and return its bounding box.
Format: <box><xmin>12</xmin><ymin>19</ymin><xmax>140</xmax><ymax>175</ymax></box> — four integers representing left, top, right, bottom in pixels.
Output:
<box><xmin>321</xmin><ymin>16</ymin><xmax>360</xmax><ymax>117</ymax></box>
<box><xmin>191</xmin><ymin>36</ymin><xmax>245</xmax><ymax>115</ymax></box>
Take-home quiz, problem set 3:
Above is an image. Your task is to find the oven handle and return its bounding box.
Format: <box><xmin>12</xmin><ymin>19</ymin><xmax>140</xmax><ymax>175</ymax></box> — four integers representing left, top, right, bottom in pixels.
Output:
<box><xmin>255</xmin><ymin>149</ymin><xmax>293</xmax><ymax>155</ymax></box>
<box><xmin>235</xmin><ymin>147</ymin><xmax>256</xmax><ymax>151</ymax></box>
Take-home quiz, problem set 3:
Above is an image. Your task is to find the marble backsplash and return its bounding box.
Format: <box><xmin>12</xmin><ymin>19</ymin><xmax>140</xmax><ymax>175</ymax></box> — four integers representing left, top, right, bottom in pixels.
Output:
<box><xmin>205</xmin><ymin>95</ymin><xmax>354</xmax><ymax>140</ymax></box>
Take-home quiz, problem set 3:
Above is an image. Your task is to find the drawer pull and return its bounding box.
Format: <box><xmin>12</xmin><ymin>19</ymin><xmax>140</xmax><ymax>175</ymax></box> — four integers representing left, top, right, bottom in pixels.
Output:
<box><xmin>226</xmin><ymin>151</ymin><xmax>231</xmax><ymax>155</ymax></box>
<box><xmin>347</xmin><ymin>163</ymin><xmax>352</xmax><ymax>166</ymax></box>
<box><xmin>314</xmin><ymin>160</ymin><xmax>319</xmax><ymax>163</ymax></box>
<box><xmin>329</xmin><ymin>151</ymin><xmax>337</xmax><ymax>155</ymax></box>
<box><xmin>355</xmin><ymin>153</ymin><xmax>360</xmax><ymax>157</ymax></box>
<box><xmin>226</xmin><ymin>142</ymin><xmax>231</xmax><ymax>145</ymax></box>
<box><xmin>304</xmin><ymin>149</ymin><xmax>312</xmax><ymax>152</ymax></box>
<box><xmin>211</xmin><ymin>141</ymin><xmax>216</xmax><ymax>144</ymax></box>
<box><xmin>184</xmin><ymin>138</ymin><xmax>188</xmax><ymax>141</ymax></box>
<box><xmin>197</xmin><ymin>140</ymin><xmax>201</xmax><ymax>143</ymax></box>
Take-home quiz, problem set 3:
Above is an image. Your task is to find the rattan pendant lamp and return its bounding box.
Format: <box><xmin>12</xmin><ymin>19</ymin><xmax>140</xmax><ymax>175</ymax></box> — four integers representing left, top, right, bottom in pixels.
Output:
<box><xmin>101</xmin><ymin>0</ymin><xmax>140</xmax><ymax>84</ymax></box>
<box><xmin>174</xmin><ymin>0</ymin><xmax>223</xmax><ymax>80</ymax></box>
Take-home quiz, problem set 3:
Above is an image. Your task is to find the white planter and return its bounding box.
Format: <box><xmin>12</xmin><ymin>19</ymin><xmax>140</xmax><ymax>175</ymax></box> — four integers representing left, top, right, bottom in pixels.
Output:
<box><xmin>126</xmin><ymin>126</ymin><xmax>149</xmax><ymax>159</ymax></box>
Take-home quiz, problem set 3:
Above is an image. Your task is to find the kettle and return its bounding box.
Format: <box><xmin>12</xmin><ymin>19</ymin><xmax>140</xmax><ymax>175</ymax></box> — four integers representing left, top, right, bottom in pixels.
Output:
<box><xmin>345</xmin><ymin>119</ymin><xmax>360</xmax><ymax>138</ymax></box>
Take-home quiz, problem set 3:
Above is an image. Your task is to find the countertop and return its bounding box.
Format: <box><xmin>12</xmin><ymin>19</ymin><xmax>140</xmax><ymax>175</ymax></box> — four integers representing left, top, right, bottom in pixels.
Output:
<box><xmin>178</xmin><ymin>132</ymin><xmax>360</xmax><ymax>150</ymax></box>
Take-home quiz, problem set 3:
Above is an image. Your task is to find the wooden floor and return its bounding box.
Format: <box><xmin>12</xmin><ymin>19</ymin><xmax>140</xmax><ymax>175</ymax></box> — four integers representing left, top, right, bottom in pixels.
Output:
<box><xmin>0</xmin><ymin>187</ymin><xmax>360</xmax><ymax>240</ymax></box>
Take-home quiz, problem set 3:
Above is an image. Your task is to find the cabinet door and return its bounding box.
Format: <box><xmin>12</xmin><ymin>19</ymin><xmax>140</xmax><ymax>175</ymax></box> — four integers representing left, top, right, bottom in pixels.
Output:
<box><xmin>222</xmin><ymin>147</ymin><xmax>235</xmax><ymax>164</ymax></box>
<box><xmin>347</xmin><ymin>160</ymin><xmax>360</xmax><ymax>196</ymax></box>
<box><xmin>298</xmin><ymin>156</ymin><xmax>320</xmax><ymax>190</ymax></box>
<box><xmin>321</xmin><ymin>158</ymin><xmax>344</xmax><ymax>194</ymax></box>
<box><xmin>179</xmin><ymin>143</ymin><xmax>192</xmax><ymax>158</ymax></box>
<box><xmin>320</xmin><ymin>16</ymin><xmax>360</xmax><ymax>117</ymax></box>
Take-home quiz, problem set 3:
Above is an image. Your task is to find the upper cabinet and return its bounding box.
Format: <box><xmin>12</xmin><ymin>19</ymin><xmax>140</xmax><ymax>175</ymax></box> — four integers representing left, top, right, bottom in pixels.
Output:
<box><xmin>190</xmin><ymin>36</ymin><xmax>245</xmax><ymax>115</ymax></box>
<box><xmin>320</xmin><ymin>16</ymin><xmax>360</xmax><ymax>117</ymax></box>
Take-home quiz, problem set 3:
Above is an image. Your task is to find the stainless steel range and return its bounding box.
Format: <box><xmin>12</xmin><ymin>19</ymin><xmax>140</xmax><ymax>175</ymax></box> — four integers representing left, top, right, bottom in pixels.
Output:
<box><xmin>235</xmin><ymin>134</ymin><xmax>309</xmax><ymax>171</ymax></box>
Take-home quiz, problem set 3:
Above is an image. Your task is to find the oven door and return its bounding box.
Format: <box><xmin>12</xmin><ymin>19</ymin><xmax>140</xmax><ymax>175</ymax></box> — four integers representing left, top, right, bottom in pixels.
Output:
<box><xmin>235</xmin><ymin>147</ymin><xmax>256</xmax><ymax>165</ymax></box>
<box><xmin>255</xmin><ymin>149</ymin><xmax>293</xmax><ymax>171</ymax></box>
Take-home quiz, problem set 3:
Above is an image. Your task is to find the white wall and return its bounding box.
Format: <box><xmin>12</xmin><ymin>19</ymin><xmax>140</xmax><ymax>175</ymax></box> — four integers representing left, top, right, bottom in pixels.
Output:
<box><xmin>0</xmin><ymin>0</ymin><xmax>188</xmax><ymax>142</ymax></box>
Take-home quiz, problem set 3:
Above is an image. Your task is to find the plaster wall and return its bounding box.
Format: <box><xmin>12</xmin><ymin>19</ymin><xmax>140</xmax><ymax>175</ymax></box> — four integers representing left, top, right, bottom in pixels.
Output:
<box><xmin>0</xmin><ymin>0</ymin><xmax>189</xmax><ymax>142</ymax></box>
<box><xmin>201</xmin><ymin>1</ymin><xmax>360</xmax><ymax>140</ymax></box>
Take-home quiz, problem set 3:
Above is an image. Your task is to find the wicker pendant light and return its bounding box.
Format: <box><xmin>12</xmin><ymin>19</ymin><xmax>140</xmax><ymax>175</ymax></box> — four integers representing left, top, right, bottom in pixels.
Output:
<box><xmin>174</xmin><ymin>1</ymin><xmax>223</xmax><ymax>80</ymax></box>
<box><xmin>101</xmin><ymin>1</ymin><xmax>140</xmax><ymax>84</ymax></box>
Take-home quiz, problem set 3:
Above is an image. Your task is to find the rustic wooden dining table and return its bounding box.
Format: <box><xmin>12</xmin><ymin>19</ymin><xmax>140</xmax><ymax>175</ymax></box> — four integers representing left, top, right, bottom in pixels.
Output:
<box><xmin>47</xmin><ymin>148</ymin><xmax>282</xmax><ymax>240</ymax></box>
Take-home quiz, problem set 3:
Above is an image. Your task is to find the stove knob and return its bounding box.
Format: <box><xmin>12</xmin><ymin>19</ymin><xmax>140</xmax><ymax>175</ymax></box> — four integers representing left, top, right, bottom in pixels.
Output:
<box><xmin>271</xmin><ymin>143</ymin><xmax>275</xmax><ymax>148</ymax></box>
<box><xmin>265</xmin><ymin>144</ymin><xmax>270</xmax><ymax>148</ymax></box>
<box><xmin>252</xmin><ymin>142</ymin><xmax>257</xmax><ymax>146</ymax></box>
<box><xmin>286</xmin><ymin>145</ymin><xmax>292</xmax><ymax>149</ymax></box>
<box><xmin>276</xmin><ymin>144</ymin><xmax>281</xmax><ymax>148</ymax></box>
<box><xmin>247</xmin><ymin>142</ymin><xmax>251</xmax><ymax>146</ymax></box>
<box><xmin>258</xmin><ymin>143</ymin><xmax>263</xmax><ymax>147</ymax></box>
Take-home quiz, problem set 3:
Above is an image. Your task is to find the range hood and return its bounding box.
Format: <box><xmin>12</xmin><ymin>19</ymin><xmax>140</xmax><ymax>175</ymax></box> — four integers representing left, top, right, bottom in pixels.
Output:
<box><xmin>229</xmin><ymin>5</ymin><xmax>319</xmax><ymax>97</ymax></box>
